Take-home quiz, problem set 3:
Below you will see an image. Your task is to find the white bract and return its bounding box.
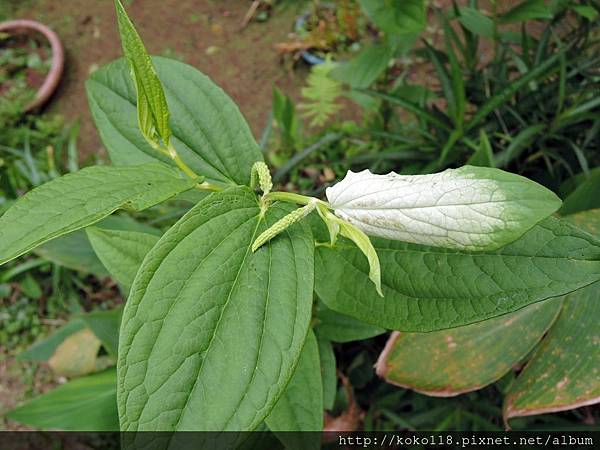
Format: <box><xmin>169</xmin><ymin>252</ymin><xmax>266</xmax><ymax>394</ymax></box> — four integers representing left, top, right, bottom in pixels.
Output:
<box><xmin>326</xmin><ymin>166</ymin><xmax>562</xmax><ymax>251</ymax></box>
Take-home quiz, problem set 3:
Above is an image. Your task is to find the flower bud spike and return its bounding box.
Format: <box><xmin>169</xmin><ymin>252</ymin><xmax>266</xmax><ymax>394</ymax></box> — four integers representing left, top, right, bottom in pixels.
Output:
<box><xmin>252</xmin><ymin>200</ymin><xmax>317</xmax><ymax>252</ymax></box>
<box><xmin>250</xmin><ymin>161</ymin><xmax>273</xmax><ymax>196</ymax></box>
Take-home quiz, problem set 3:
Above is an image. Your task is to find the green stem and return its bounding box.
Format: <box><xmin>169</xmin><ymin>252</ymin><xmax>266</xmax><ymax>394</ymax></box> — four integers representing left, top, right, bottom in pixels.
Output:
<box><xmin>164</xmin><ymin>142</ymin><xmax>222</xmax><ymax>191</ymax></box>
<box><xmin>264</xmin><ymin>191</ymin><xmax>330</xmax><ymax>208</ymax></box>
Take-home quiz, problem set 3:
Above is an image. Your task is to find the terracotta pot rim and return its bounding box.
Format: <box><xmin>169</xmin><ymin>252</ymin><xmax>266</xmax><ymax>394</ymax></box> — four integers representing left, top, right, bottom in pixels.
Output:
<box><xmin>0</xmin><ymin>19</ymin><xmax>65</xmax><ymax>112</ymax></box>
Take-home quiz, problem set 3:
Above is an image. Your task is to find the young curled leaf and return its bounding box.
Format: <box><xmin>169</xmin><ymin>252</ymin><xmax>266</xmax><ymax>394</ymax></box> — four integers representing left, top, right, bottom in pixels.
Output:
<box><xmin>114</xmin><ymin>0</ymin><xmax>171</xmax><ymax>150</ymax></box>
<box><xmin>319</xmin><ymin>209</ymin><xmax>383</xmax><ymax>297</ymax></box>
<box><xmin>326</xmin><ymin>165</ymin><xmax>561</xmax><ymax>251</ymax></box>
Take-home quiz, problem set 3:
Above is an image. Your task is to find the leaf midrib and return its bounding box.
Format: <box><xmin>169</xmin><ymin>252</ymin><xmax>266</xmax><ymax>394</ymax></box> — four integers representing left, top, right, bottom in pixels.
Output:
<box><xmin>324</xmin><ymin>248</ymin><xmax>599</xmax><ymax>303</ymax></box>
<box><xmin>170</xmin><ymin>211</ymin><xmax>263</xmax><ymax>431</ymax></box>
<box><xmin>332</xmin><ymin>243</ymin><xmax>600</xmax><ymax>261</ymax></box>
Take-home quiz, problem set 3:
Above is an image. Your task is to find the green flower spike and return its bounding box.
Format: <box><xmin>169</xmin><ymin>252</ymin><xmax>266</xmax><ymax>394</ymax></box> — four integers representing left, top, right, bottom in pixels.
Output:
<box><xmin>252</xmin><ymin>200</ymin><xmax>317</xmax><ymax>252</ymax></box>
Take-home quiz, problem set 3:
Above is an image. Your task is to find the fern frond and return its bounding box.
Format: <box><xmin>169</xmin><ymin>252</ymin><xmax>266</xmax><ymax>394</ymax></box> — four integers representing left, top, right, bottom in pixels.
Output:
<box><xmin>298</xmin><ymin>58</ymin><xmax>343</xmax><ymax>127</ymax></box>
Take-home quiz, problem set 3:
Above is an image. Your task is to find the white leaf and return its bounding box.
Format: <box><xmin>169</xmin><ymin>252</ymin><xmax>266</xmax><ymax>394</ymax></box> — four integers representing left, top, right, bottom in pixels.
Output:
<box><xmin>326</xmin><ymin>166</ymin><xmax>561</xmax><ymax>251</ymax></box>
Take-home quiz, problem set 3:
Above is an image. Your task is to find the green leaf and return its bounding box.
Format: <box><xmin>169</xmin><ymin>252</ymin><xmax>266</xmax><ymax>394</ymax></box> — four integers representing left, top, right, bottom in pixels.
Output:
<box><xmin>80</xmin><ymin>307</ymin><xmax>123</xmax><ymax>358</ymax></box>
<box><xmin>336</xmin><ymin>217</ymin><xmax>383</xmax><ymax>297</ymax></box>
<box><xmin>466</xmin><ymin>130</ymin><xmax>494</xmax><ymax>167</ymax></box>
<box><xmin>0</xmin><ymin>164</ymin><xmax>195</xmax><ymax>266</ymax></box>
<box><xmin>35</xmin><ymin>230</ymin><xmax>108</xmax><ymax>276</ymax></box>
<box><xmin>19</xmin><ymin>308</ymin><xmax>123</xmax><ymax>362</ymax></box>
<box><xmin>316</xmin><ymin>333</ymin><xmax>337</xmax><ymax>410</ymax></box>
<box><xmin>87</xmin><ymin>228</ymin><xmax>160</xmax><ymax>289</ymax></box>
<box><xmin>326</xmin><ymin>166</ymin><xmax>562</xmax><ymax>252</ymax></box>
<box><xmin>114</xmin><ymin>0</ymin><xmax>170</xmax><ymax>147</ymax></box>
<box><xmin>571</xmin><ymin>5</ymin><xmax>598</xmax><ymax>21</ymax></box>
<box><xmin>457</xmin><ymin>7</ymin><xmax>495</xmax><ymax>38</ymax></box>
<box><xmin>298</xmin><ymin>59</ymin><xmax>343</xmax><ymax>128</ymax></box>
<box><xmin>560</xmin><ymin>170</ymin><xmax>600</xmax><ymax>216</ymax></box>
<box><xmin>315</xmin><ymin>216</ymin><xmax>600</xmax><ymax>331</ymax></box>
<box><xmin>560</xmin><ymin>208</ymin><xmax>600</xmax><ymax>235</ymax></box>
<box><xmin>87</xmin><ymin>57</ymin><xmax>263</xmax><ymax>186</ymax></box>
<box><xmin>17</xmin><ymin>318</ymin><xmax>87</xmax><ymax>361</ymax></box>
<box><xmin>330</xmin><ymin>43</ymin><xmax>394</xmax><ymax>89</ymax></box>
<box><xmin>498</xmin><ymin>0</ymin><xmax>554</xmax><ymax>23</ymax></box>
<box><xmin>504</xmin><ymin>282</ymin><xmax>600</xmax><ymax>420</ymax></box>
<box><xmin>363</xmin><ymin>89</ymin><xmax>452</xmax><ymax>132</ymax></box>
<box><xmin>376</xmin><ymin>299</ymin><xmax>562</xmax><ymax>396</ymax></box>
<box><xmin>359</xmin><ymin>0</ymin><xmax>426</xmax><ymax>35</ymax></box>
<box><xmin>117</xmin><ymin>187</ymin><xmax>314</xmax><ymax>431</ymax></box>
<box><xmin>34</xmin><ymin>215</ymin><xmax>159</xmax><ymax>276</ymax></box>
<box><xmin>7</xmin><ymin>368</ymin><xmax>118</xmax><ymax>431</ymax></box>
<box><xmin>495</xmin><ymin>124</ymin><xmax>545</xmax><ymax>167</ymax></box>
<box><xmin>504</xmin><ymin>209</ymin><xmax>600</xmax><ymax>420</ymax></box>
<box><xmin>315</xmin><ymin>301</ymin><xmax>385</xmax><ymax>343</ymax></box>
<box><xmin>466</xmin><ymin>50</ymin><xmax>564</xmax><ymax>131</ymax></box>
<box><xmin>266</xmin><ymin>330</ymin><xmax>323</xmax><ymax>449</ymax></box>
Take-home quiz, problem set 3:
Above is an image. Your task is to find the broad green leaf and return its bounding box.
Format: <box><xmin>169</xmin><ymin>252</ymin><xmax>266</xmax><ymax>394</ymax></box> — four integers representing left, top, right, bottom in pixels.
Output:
<box><xmin>266</xmin><ymin>330</ymin><xmax>323</xmax><ymax>450</ymax></box>
<box><xmin>458</xmin><ymin>7</ymin><xmax>494</xmax><ymax>38</ymax></box>
<box><xmin>316</xmin><ymin>333</ymin><xmax>337</xmax><ymax>410</ymax></box>
<box><xmin>504</xmin><ymin>282</ymin><xmax>600</xmax><ymax>420</ymax></box>
<box><xmin>80</xmin><ymin>307</ymin><xmax>123</xmax><ymax>358</ymax></box>
<box><xmin>326</xmin><ymin>166</ymin><xmax>561</xmax><ymax>251</ymax></box>
<box><xmin>87</xmin><ymin>57</ymin><xmax>263</xmax><ymax>186</ymax></box>
<box><xmin>114</xmin><ymin>0</ymin><xmax>170</xmax><ymax>148</ymax></box>
<box><xmin>0</xmin><ymin>164</ymin><xmax>195</xmax><ymax>266</ymax></box>
<box><xmin>315</xmin><ymin>216</ymin><xmax>600</xmax><ymax>331</ymax></box>
<box><xmin>7</xmin><ymin>368</ymin><xmax>118</xmax><ymax>431</ymax></box>
<box><xmin>118</xmin><ymin>187</ymin><xmax>314</xmax><ymax>431</ymax></box>
<box><xmin>504</xmin><ymin>210</ymin><xmax>600</xmax><ymax>420</ymax></box>
<box><xmin>330</xmin><ymin>43</ymin><xmax>394</xmax><ymax>89</ymax></box>
<box><xmin>35</xmin><ymin>231</ymin><xmax>108</xmax><ymax>276</ymax></box>
<box><xmin>559</xmin><ymin>170</ymin><xmax>600</xmax><ymax>216</ymax></box>
<box><xmin>34</xmin><ymin>215</ymin><xmax>159</xmax><ymax>276</ymax></box>
<box><xmin>48</xmin><ymin>328</ymin><xmax>102</xmax><ymax>377</ymax></box>
<box><xmin>376</xmin><ymin>299</ymin><xmax>562</xmax><ymax>396</ymax></box>
<box><xmin>498</xmin><ymin>0</ymin><xmax>554</xmax><ymax>23</ymax></box>
<box><xmin>315</xmin><ymin>301</ymin><xmax>385</xmax><ymax>343</ymax></box>
<box><xmin>359</xmin><ymin>0</ymin><xmax>426</xmax><ymax>35</ymax></box>
<box><xmin>18</xmin><ymin>318</ymin><xmax>87</xmax><ymax>361</ymax></box>
<box><xmin>87</xmin><ymin>228</ymin><xmax>160</xmax><ymax>289</ymax></box>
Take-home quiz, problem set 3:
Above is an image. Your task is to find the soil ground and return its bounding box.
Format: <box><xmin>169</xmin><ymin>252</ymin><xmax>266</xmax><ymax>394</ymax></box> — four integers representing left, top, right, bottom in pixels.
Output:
<box><xmin>11</xmin><ymin>0</ymin><xmax>308</xmax><ymax>159</ymax></box>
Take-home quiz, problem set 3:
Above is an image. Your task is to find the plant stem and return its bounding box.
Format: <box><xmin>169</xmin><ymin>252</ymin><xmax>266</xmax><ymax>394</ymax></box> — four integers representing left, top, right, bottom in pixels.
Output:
<box><xmin>164</xmin><ymin>142</ymin><xmax>223</xmax><ymax>191</ymax></box>
<box><xmin>264</xmin><ymin>191</ymin><xmax>330</xmax><ymax>208</ymax></box>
